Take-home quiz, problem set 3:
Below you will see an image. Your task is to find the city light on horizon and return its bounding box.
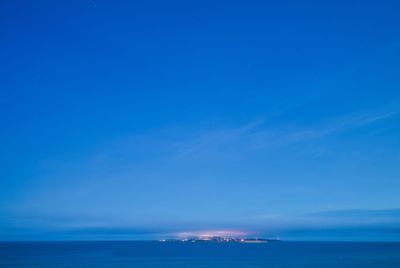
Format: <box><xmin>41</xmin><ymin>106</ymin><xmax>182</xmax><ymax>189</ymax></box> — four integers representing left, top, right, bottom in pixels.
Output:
<box><xmin>175</xmin><ymin>230</ymin><xmax>250</xmax><ymax>239</ymax></box>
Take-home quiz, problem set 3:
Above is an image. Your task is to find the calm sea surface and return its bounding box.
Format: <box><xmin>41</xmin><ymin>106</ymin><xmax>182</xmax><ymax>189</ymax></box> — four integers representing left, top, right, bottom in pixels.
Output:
<box><xmin>1</xmin><ymin>241</ymin><xmax>400</xmax><ymax>267</ymax></box>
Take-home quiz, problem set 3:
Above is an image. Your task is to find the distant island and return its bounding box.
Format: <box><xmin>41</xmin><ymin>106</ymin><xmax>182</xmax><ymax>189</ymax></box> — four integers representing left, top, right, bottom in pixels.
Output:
<box><xmin>159</xmin><ymin>236</ymin><xmax>281</xmax><ymax>243</ymax></box>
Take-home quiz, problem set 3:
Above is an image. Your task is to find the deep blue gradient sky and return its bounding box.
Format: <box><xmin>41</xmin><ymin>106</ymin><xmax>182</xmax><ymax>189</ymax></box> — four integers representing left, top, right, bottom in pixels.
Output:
<box><xmin>1</xmin><ymin>0</ymin><xmax>400</xmax><ymax>241</ymax></box>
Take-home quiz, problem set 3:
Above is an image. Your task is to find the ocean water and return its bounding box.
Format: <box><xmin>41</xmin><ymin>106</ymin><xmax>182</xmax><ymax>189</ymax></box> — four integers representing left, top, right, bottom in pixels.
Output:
<box><xmin>1</xmin><ymin>241</ymin><xmax>400</xmax><ymax>267</ymax></box>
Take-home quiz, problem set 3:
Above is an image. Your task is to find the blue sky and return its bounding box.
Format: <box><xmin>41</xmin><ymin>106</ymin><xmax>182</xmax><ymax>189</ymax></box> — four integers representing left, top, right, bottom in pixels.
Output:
<box><xmin>1</xmin><ymin>0</ymin><xmax>400</xmax><ymax>241</ymax></box>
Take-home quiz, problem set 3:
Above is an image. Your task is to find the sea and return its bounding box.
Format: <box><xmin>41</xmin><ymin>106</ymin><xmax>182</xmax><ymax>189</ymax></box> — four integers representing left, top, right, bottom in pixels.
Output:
<box><xmin>1</xmin><ymin>241</ymin><xmax>400</xmax><ymax>267</ymax></box>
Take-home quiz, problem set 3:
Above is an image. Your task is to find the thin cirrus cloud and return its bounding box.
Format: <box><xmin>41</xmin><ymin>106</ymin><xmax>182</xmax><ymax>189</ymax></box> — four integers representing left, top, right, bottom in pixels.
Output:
<box><xmin>277</xmin><ymin>208</ymin><xmax>400</xmax><ymax>241</ymax></box>
<box><xmin>4</xmin><ymin>208</ymin><xmax>400</xmax><ymax>241</ymax></box>
<box><xmin>6</xmin><ymin>108</ymin><xmax>398</xmax><ymax>241</ymax></box>
<box><xmin>24</xmin><ymin>108</ymin><xmax>398</xmax><ymax>198</ymax></box>
<box><xmin>48</xmin><ymin>108</ymin><xmax>396</xmax><ymax>169</ymax></box>
<box><xmin>169</xmin><ymin>110</ymin><xmax>397</xmax><ymax>160</ymax></box>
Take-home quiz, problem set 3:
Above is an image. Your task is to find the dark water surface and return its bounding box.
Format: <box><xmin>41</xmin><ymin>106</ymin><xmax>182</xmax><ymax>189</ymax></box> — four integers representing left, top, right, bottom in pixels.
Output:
<box><xmin>1</xmin><ymin>241</ymin><xmax>400</xmax><ymax>267</ymax></box>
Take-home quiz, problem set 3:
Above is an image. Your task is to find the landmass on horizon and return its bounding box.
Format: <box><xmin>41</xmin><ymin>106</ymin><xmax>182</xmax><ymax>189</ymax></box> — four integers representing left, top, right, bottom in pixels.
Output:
<box><xmin>159</xmin><ymin>236</ymin><xmax>281</xmax><ymax>243</ymax></box>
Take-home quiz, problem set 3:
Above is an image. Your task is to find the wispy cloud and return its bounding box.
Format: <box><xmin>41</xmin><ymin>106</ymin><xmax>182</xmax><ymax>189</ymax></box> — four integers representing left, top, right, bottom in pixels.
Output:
<box><xmin>171</xmin><ymin>119</ymin><xmax>265</xmax><ymax>160</ymax></box>
<box><xmin>4</xmin><ymin>208</ymin><xmax>400</xmax><ymax>241</ymax></box>
<box><xmin>274</xmin><ymin>110</ymin><xmax>398</xmax><ymax>146</ymax></box>
<box><xmin>303</xmin><ymin>208</ymin><xmax>400</xmax><ymax>226</ymax></box>
<box><xmin>166</xmin><ymin>110</ymin><xmax>397</xmax><ymax>160</ymax></box>
<box><xmin>9</xmin><ymin>108</ymin><xmax>398</xmax><ymax>241</ymax></box>
<box><xmin>274</xmin><ymin>208</ymin><xmax>400</xmax><ymax>241</ymax></box>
